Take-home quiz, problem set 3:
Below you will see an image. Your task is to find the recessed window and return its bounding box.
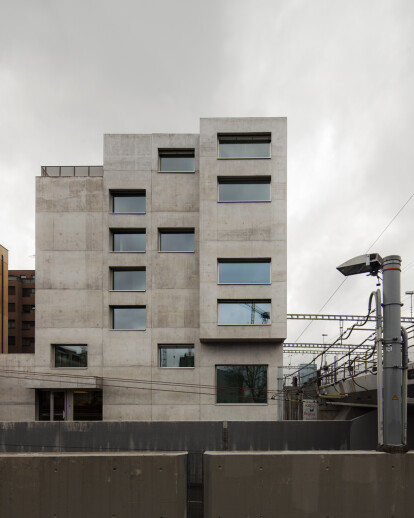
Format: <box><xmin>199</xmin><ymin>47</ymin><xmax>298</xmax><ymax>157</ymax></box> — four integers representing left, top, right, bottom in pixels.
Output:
<box><xmin>112</xmin><ymin>191</ymin><xmax>146</xmax><ymax>213</ymax></box>
<box><xmin>218</xmin><ymin>177</ymin><xmax>270</xmax><ymax>202</ymax></box>
<box><xmin>159</xmin><ymin>346</ymin><xmax>195</xmax><ymax>367</ymax></box>
<box><xmin>218</xmin><ymin>300</ymin><xmax>271</xmax><ymax>325</ymax></box>
<box><xmin>216</xmin><ymin>365</ymin><xmax>268</xmax><ymax>403</ymax></box>
<box><xmin>218</xmin><ymin>260</ymin><xmax>271</xmax><ymax>284</ymax></box>
<box><xmin>22</xmin><ymin>288</ymin><xmax>35</xmax><ymax>297</ymax></box>
<box><xmin>22</xmin><ymin>321</ymin><xmax>35</xmax><ymax>330</ymax></box>
<box><xmin>112</xmin><ymin>269</ymin><xmax>146</xmax><ymax>291</ymax></box>
<box><xmin>8</xmin><ymin>320</ymin><xmax>16</xmax><ymax>329</ymax></box>
<box><xmin>22</xmin><ymin>337</ymin><xmax>35</xmax><ymax>347</ymax></box>
<box><xmin>54</xmin><ymin>345</ymin><xmax>87</xmax><ymax>368</ymax></box>
<box><xmin>8</xmin><ymin>286</ymin><xmax>15</xmax><ymax>296</ymax></box>
<box><xmin>73</xmin><ymin>390</ymin><xmax>103</xmax><ymax>421</ymax></box>
<box><xmin>8</xmin><ymin>303</ymin><xmax>15</xmax><ymax>312</ymax></box>
<box><xmin>159</xmin><ymin>229</ymin><xmax>195</xmax><ymax>252</ymax></box>
<box><xmin>8</xmin><ymin>336</ymin><xmax>15</xmax><ymax>346</ymax></box>
<box><xmin>218</xmin><ymin>133</ymin><xmax>271</xmax><ymax>159</ymax></box>
<box><xmin>159</xmin><ymin>149</ymin><xmax>195</xmax><ymax>172</ymax></box>
<box><xmin>112</xmin><ymin>230</ymin><xmax>146</xmax><ymax>252</ymax></box>
<box><xmin>112</xmin><ymin>307</ymin><xmax>146</xmax><ymax>330</ymax></box>
<box><xmin>22</xmin><ymin>305</ymin><xmax>33</xmax><ymax>313</ymax></box>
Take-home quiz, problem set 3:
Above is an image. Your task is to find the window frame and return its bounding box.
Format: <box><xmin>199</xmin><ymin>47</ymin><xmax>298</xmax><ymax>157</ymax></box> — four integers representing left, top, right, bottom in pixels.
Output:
<box><xmin>158</xmin><ymin>148</ymin><xmax>195</xmax><ymax>173</ymax></box>
<box><xmin>216</xmin><ymin>364</ymin><xmax>268</xmax><ymax>404</ymax></box>
<box><xmin>111</xmin><ymin>306</ymin><xmax>147</xmax><ymax>331</ymax></box>
<box><xmin>218</xmin><ymin>133</ymin><xmax>271</xmax><ymax>160</ymax></box>
<box><xmin>218</xmin><ymin>176</ymin><xmax>271</xmax><ymax>203</ymax></box>
<box><xmin>111</xmin><ymin>229</ymin><xmax>146</xmax><ymax>253</ymax></box>
<box><xmin>158</xmin><ymin>345</ymin><xmax>195</xmax><ymax>369</ymax></box>
<box><xmin>217</xmin><ymin>300</ymin><xmax>271</xmax><ymax>326</ymax></box>
<box><xmin>111</xmin><ymin>190</ymin><xmax>146</xmax><ymax>214</ymax></box>
<box><xmin>159</xmin><ymin>228</ymin><xmax>195</xmax><ymax>253</ymax></box>
<box><xmin>218</xmin><ymin>259</ymin><xmax>271</xmax><ymax>285</ymax></box>
<box><xmin>53</xmin><ymin>344</ymin><xmax>88</xmax><ymax>369</ymax></box>
<box><xmin>111</xmin><ymin>268</ymin><xmax>146</xmax><ymax>292</ymax></box>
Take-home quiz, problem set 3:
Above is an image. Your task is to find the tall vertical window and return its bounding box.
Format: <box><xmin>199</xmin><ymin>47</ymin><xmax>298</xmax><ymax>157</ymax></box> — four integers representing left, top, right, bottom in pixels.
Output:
<box><xmin>112</xmin><ymin>191</ymin><xmax>146</xmax><ymax>213</ymax></box>
<box><xmin>218</xmin><ymin>177</ymin><xmax>271</xmax><ymax>202</ymax></box>
<box><xmin>218</xmin><ymin>301</ymin><xmax>271</xmax><ymax>325</ymax></box>
<box><xmin>112</xmin><ymin>230</ymin><xmax>146</xmax><ymax>252</ymax></box>
<box><xmin>218</xmin><ymin>260</ymin><xmax>271</xmax><ymax>284</ymax></box>
<box><xmin>112</xmin><ymin>307</ymin><xmax>146</xmax><ymax>330</ymax></box>
<box><xmin>216</xmin><ymin>365</ymin><xmax>268</xmax><ymax>403</ymax></box>
<box><xmin>218</xmin><ymin>134</ymin><xmax>271</xmax><ymax>159</ymax></box>
<box><xmin>112</xmin><ymin>269</ymin><xmax>146</xmax><ymax>291</ymax></box>
<box><xmin>159</xmin><ymin>149</ymin><xmax>195</xmax><ymax>172</ymax></box>
<box><xmin>159</xmin><ymin>229</ymin><xmax>195</xmax><ymax>252</ymax></box>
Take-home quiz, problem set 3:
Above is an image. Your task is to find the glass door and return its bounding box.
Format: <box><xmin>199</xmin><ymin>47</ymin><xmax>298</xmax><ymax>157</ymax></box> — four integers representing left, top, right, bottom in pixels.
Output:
<box><xmin>53</xmin><ymin>391</ymin><xmax>66</xmax><ymax>421</ymax></box>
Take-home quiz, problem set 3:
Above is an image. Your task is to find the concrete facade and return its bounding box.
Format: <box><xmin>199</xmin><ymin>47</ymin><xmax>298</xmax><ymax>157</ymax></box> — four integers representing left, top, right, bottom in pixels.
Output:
<box><xmin>0</xmin><ymin>117</ymin><xmax>287</xmax><ymax>421</ymax></box>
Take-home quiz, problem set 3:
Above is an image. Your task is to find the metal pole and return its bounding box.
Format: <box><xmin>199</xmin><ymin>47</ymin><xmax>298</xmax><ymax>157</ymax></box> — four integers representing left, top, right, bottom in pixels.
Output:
<box><xmin>375</xmin><ymin>289</ymin><xmax>383</xmax><ymax>446</ymax></box>
<box><xmin>382</xmin><ymin>255</ymin><xmax>404</xmax><ymax>447</ymax></box>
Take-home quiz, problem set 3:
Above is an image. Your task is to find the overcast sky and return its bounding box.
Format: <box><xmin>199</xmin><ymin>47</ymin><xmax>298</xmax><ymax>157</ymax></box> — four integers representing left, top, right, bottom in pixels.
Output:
<box><xmin>1</xmin><ymin>0</ymin><xmax>413</xmax><ymax>359</ymax></box>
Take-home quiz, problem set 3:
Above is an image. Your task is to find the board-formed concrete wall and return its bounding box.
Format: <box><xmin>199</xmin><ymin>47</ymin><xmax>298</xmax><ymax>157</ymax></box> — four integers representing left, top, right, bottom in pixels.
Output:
<box><xmin>0</xmin><ymin>452</ymin><xmax>186</xmax><ymax>518</ymax></box>
<box><xmin>204</xmin><ymin>451</ymin><xmax>414</xmax><ymax>518</ymax></box>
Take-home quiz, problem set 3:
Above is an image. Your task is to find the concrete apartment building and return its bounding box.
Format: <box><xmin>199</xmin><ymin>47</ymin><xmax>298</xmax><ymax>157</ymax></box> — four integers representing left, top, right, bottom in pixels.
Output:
<box><xmin>0</xmin><ymin>117</ymin><xmax>287</xmax><ymax>422</ymax></box>
<box><xmin>0</xmin><ymin>245</ymin><xmax>8</xmax><ymax>355</ymax></box>
<box><xmin>8</xmin><ymin>271</ymin><xmax>35</xmax><ymax>353</ymax></box>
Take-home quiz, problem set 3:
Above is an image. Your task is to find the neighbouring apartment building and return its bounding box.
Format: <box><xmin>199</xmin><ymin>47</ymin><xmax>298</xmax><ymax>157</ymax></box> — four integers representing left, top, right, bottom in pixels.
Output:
<box><xmin>0</xmin><ymin>245</ymin><xmax>8</xmax><ymax>355</ymax></box>
<box><xmin>0</xmin><ymin>117</ymin><xmax>287</xmax><ymax>422</ymax></box>
<box><xmin>8</xmin><ymin>271</ymin><xmax>35</xmax><ymax>353</ymax></box>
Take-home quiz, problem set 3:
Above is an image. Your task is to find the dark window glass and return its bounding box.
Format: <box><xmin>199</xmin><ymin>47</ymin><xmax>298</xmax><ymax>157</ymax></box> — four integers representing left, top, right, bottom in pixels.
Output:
<box><xmin>8</xmin><ymin>286</ymin><xmax>15</xmax><ymax>295</ymax></box>
<box><xmin>8</xmin><ymin>336</ymin><xmax>15</xmax><ymax>346</ymax></box>
<box><xmin>113</xmin><ymin>270</ymin><xmax>146</xmax><ymax>291</ymax></box>
<box><xmin>22</xmin><ymin>305</ymin><xmax>32</xmax><ymax>313</ymax></box>
<box><xmin>38</xmin><ymin>391</ymin><xmax>51</xmax><ymax>421</ymax></box>
<box><xmin>160</xmin><ymin>230</ymin><xmax>194</xmax><ymax>252</ymax></box>
<box><xmin>113</xmin><ymin>231</ymin><xmax>146</xmax><ymax>252</ymax></box>
<box><xmin>218</xmin><ymin>134</ymin><xmax>271</xmax><ymax>159</ymax></box>
<box><xmin>8</xmin><ymin>303</ymin><xmax>15</xmax><ymax>312</ymax></box>
<box><xmin>113</xmin><ymin>307</ymin><xmax>146</xmax><ymax>330</ymax></box>
<box><xmin>22</xmin><ymin>288</ymin><xmax>34</xmax><ymax>297</ymax></box>
<box><xmin>113</xmin><ymin>193</ymin><xmax>146</xmax><ymax>213</ymax></box>
<box><xmin>22</xmin><ymin>337</ymin><xmax>35</xmax><ymax>347</ymax></box>
<box><xmin>216</xmin><ymin>365</ymin><xmax>267</xmax><ymax>403</ymax></box>
<box><xmin>218</xmin><ymin>301</ymin><xmax>271</xmax><ymax>325</ymax></box>
<box><xmin>408</xmin><ymin>369</ymin><xmax>414</xmax><ymax>380</ymax></box>
<box><xmin>73</xmin><ymin>390</ymin><xmax>102</xmax><ymax>421</ymax></box>
<box><xmin>53</xmin><ymin>392</ymin><xmax>65</xmax><ymax>421</ymax></box>
<box><xmin>159</xmin><ymin>346</ymin><xmax>195</xmax><ymax>367</ymax></box>
<box><xmin>8</xmin><ymin>320</ymin><xmax>15</xmax><ymax>329</ymax></box>
<box><xmin>159</xmin><ymin>149</ymin><xmax>195</xmax><ymax>172</ymax></box>
<box><xmin>218</xmin><ymin>260</ymin><xmax>270</xmax><ymax>284</ymax></box>
<box><xmin>55</xmin><ymin>345</ymin><xmax>87</xmax><ymax>368</ymax></box>
<box><xmin>218</xmin><ymin>178</ymin><xmax>270</xmax><ymax>202</ymax></box>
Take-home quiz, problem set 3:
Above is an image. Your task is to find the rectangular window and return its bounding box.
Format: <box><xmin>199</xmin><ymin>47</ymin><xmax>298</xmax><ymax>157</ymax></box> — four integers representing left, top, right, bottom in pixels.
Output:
<box><xmin>54</xmin><ymin>345</ymin><xmax>88</xmax><ymax>368</ymax></box>
<box><xmin>159</xmin><ymin>149</ymin><xmax>195</xmax><ymax>172</ymax></box>
<box><xmin>8</xmin><ymin>303</ymin><xmax>15</xmax><ymax>312</ymax></box>
<box><xmin>73</xmin><ymin>390</ymin><xmax>103</xmax><ymax>421</ymax></box>
<box><xmin>8</xmin><ymin>320</ymin><xmax>16</xmax><ymax>329</ymax></box>
<box><xmin>112</xmin><ymin>191</ymin><xmax>146</xmax><ymax>213</ymax></box>
<box><xmin>8</xmin><ymin>336</ymin><xmax>15</xmax><ymax>346</ymax></box>
<box><xmin>112</xmin><ymin>230</ymin><xmax>146</xmax><ymax>252</ymax></box>
<box><xmin>218</xmin><ymin>300</ymin><xmax>271</xmax><ymax>325</ymax></box>
<box><xmin>216</xmin><ymin>365</ymin><xmax>268</xmax><ymax>403</ymax></box>
<box><xmin>218</xmin><ymin>260</ymin><xmax>271</xmax><ymax>284</ymax></box>
<box><xmin>159</xmin><ymin>229</ymin><xmax>195</xmax><ymax>252</ymax></box>
<box><xmin>218</xmin><ymin>177</ymin><xmax>270</xmax><ymax>202</ymax></box>
<box><xmin>22</xmin><ymin>305</ymin><xmax>33</xmax><ymax>313</ymax></box>
<box><xmin>113</xmin><ymin>269</ymin><xmax>146</xmax><ymax>291</ymax></box>
<box><xmin>218</xmin><ymin>133</ymin><xmax>271</xmax><ymax>159</ymax></box>
<box><xmin>22</xmin><ymin>337</ymin><xmax>35</xmax><ymax>347</ymax></box>
<box><xmin>22</xmin><ymin>288</ymin><xmax>35</xmax><ymax>297</ymax></box>
<box><xmin>159</xmin><ymin>346</ymin><xmax>195</xmax><ymax>368</ymax></box>
<box><xmin>113</xmin><ymin>307</ymin><xmax>146</xmax><ymax>330</ymax></box>
<box><xmin>8</xmin><ymin>286</ymin><xmax>15</xmax><ymax>296</ymax></box>
<box><xmin>22</xmin><ymin>321</ymin><xmax>35</xmax><ymax>330</ymax></box>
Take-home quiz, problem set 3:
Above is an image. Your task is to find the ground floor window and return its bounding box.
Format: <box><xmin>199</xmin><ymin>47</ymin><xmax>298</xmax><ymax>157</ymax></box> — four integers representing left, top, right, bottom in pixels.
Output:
<box><xmin>37</xmin><ymin>390</ymin><xmax>102</xmax><ymax>421</ymax></box>
<box><xmin>216</xmin><ymin>365</ymin><xmax>268</xmax><ymax>404</ymax></box>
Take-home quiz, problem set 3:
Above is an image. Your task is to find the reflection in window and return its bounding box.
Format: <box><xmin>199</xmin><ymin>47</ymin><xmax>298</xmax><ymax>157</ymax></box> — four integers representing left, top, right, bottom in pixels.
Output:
<box><xmin>159</xmin><ymin>230</ymin><xmax>195</xmax><ymax>252</ymax></box>
<box><xmin>113</xmin><ymin>269</ymin><xmax>146</xmax><ymax>291</ymax></box>
<box><xmin>55</xmin><ymin>345</ymin><xmax>87</xmax><ymax>368</ymax></box>
<box><xmin>218</xmin><ymin>260</ymin><xmax>270</xmax><ymax>284</ymax></box>
<box><xmin>113</xmin><ymin>307</ymin><xmax>146</xmax><ymax>330</ymax></box>
<box><xmin>218</xmin><ymin>301</ymin><xmax>271</xmax><ymax>325</ymax></box>
<box><xmin>218</xmin><ymin>177</ymin><xmax>270</xmax><ymax>202</ymax></box>
<box><xmin>159</xmin><ymin>149</ymin><xmax>195</xmax><ymax>172</ymax></box>
<box><xmin>159</xmin><ymin>346</ymin><xmax>194</xmax><ymax>367</ymax></box>
<box><xmin>112</xmin><ymin>192</ymin><xmax>146</xmax><ymax>213</ymax></box>
<box><xmin>112</xmin><ymin>231</ymin><xmax>146</xmax><ymax>252</ymax></box>
<box><xmin>216</xmin><ymin>365</ymin><xmax>267</xmax><ymax>403</ymax></box>
<box><xmin>218</xmin><ymin>134</ymin><xmax>271</xmax><ymax>159</ymax></box>
<box><xmin>73</xmin><ymin>390</ymin><xmax>103</xmax><ymax>421</ymax></box>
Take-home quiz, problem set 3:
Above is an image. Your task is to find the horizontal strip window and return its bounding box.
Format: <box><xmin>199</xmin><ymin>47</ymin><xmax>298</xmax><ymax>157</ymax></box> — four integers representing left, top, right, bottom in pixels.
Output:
<box><xmin>159</xmin><ymin>345</ymin><xmax>194</xmax><ymax>368</ymax></box>
<box><xmin>112</xmin><ymin>230</ymin><xmax>146</xmax><ymax>252</ymax></box>
<box><xmin>218</xmin><ymin>260</ymin><xmax>270</xmax><ymax>284</ymax></box>
<box><xmin>218</xmin><ymin>133</ymin><xmax>271</xmax><ymax>159</ymax></box>
<box><xmin>159</xmin><ymin>229</ymin><xmax>195</xmax><ymax>252</ymax></box>
<box><xmin>216</xmin><ymin>365</ymin><xmax>268</xmax><ymax>404</ymax></box>
<box><xmin>112</xmin><ymin>268</ymin><xmax>146</xmax><ymax>291</ymax></box>
<box><xmin>218</xmin><ymin>300</ymin><xmax>271</xmax><ymax>325</ymax></box>
<box><xmin>54</xmin><ymin>344</ymin><xmax>87</xmax><ymax>368</ymax></box>
<box><xmin>218</xmin><ymin>177</ymin><xmax>270</xmax><ymax>202</ymax></box>
<box><xmin>111</xmin><ymin>191</ymin><xmax>146</xmax><ymax>213</ymax></box>
<box><xmin>112</xmin><ymin>306</ymin><xmax>146</xmax><ymax>330</ymax></box>
<box><xmin>159</xmin><ymin>149</ymin><xmax>195</xmax><ymax>172</ymax></box>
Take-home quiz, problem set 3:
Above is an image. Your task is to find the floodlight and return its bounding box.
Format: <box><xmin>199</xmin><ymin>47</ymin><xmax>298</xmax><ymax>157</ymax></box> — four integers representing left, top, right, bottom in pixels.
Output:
<box><xmin>336</xmin><ymin>253</ymin><xmax>383</xmax><ymax>277</ymax></box>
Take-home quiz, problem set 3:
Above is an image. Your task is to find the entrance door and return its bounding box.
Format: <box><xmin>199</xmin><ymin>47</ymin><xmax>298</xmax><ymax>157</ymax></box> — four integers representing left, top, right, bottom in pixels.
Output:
<box><xmin>37</xmin><ymin>391</ymin><xmax>67</xmax><ymax>421</ymax></box>
<box><xmin>53</xmin><ymin>392</ymin><xmax>66</xmax><ymax>421</ymax></box>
